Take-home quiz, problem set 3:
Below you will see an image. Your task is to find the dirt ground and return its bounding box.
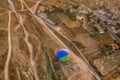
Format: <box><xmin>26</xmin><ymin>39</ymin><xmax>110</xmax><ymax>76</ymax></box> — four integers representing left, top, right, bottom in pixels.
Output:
<box><xmin>60</xmin><ymin>52</ymin><xmax>96</xmax><ymax>80</ymax></box>
<box><xmin>73</xmin><ymin>33</ymin><xmax>100</xmax><ymax>58</ymax></box>
<box><xmin>0</xmin><ymin>13</ymin><xmax>9</xmax><ymax>29</ymax></box>
<box><xmin>0</xmin><ymin>30</ymin><xmax>8</xmax><ymax>80</ymax></box>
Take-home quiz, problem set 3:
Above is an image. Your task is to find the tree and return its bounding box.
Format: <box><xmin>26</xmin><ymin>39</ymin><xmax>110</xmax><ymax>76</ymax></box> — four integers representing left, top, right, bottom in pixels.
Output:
<box><xmin>116</xmin><ymin>33</ymin><xmax>120</xmax><ymax>38</ymax></box>
<box><xmin>116</xmin><ymin>23</ymin><xmax>120</xmax><ymax>28</ymax></box>
<box><xmin>73</xmin><ymin>4</ymin><xmax>79</xmax><ymax>9</ymax></box>
<box><xmin>102</xmin><ymin>45</ymin><xmax>112</xmax><ymax>51</ymax></box>
<box><xmin>114</xmin><ymin>40</ymin><xmax>120</xmax><ymax>46</ymax></box>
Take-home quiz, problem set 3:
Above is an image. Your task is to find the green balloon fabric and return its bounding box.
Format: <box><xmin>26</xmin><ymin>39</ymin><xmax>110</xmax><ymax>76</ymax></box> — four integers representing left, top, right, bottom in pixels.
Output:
<box><xmin>56</xmin><ymin>49</ymin><xmax>69</xmax><ymax>62</ymax></box>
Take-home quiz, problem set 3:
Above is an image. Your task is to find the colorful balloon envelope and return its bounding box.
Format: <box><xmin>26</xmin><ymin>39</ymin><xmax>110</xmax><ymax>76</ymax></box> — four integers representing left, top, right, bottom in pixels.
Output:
<box><xmin>56</xmin><ymin>49</ymin><xmax>70</xmax><ymax>62</ymax></box>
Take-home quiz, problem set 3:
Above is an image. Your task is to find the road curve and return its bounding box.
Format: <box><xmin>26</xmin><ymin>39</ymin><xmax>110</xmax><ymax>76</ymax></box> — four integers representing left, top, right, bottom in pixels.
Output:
<box><xmin>4</xmin><ymin>11</ymin><xmax>12</xmax><ymax>80</ymax></box>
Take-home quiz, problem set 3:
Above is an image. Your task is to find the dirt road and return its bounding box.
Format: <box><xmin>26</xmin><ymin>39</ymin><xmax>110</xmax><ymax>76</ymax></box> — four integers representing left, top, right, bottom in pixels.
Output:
<box><xmin>5</xmin><ymin>0</ymin><xmax>41</xmax><ymax>80</ymax></box>
<box><xmin>4</xmin><ymin>11</ymin><xmax>12</xmax><ymax>80</ymax></box>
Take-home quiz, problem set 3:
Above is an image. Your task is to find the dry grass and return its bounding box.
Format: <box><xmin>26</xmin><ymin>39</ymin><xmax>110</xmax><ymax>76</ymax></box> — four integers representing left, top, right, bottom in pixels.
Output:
<box><xmin>74</xmin><ymin>33</ymin><xmax>98</xmax><ymax>49</ymax></box>
<box><xmin>13</xmin><ymin>0</ymin><xmax>22</xmax><ymax>10</ymax></box>
<box><xmin>58</xmin><ymin>14</ymin><xmax>80</xmax><ymax>28</ymax></box>
<box><xmin>0</xmin><ymin>13</ymin><xmax>8</xmax><ymax>29</ymax></box>
<box><xmin>0</xmin><ymin>9</ymin><xmax>7</xmax><ymax>14</ymax></box>
<box><xmin>24</xmin><ymin>0</ymin><xmax>36</xmax><ymax>8</ymax></box>
<box><xmin>0</xmin><ymin>0</ymin><xmax>9</xmax><ymax>9</ymax></box>
<box><xmin>0</xmin><ymin>30</ymin><xmax>8</xmax><ymax>80</ymax></box>
<box><xmin>98</xmin><ymin>33</ymin><xmax>114</xmax><ymax>45</ymax></box>
<box><xmin>78</xmin><ymin>0</ymin><xmax>97</xmax><ymax>9</ymax></box>
<box><xmin>43</xmin><ymin>0</ymin><xmax>67</xmax><ymax>7</ymax></box>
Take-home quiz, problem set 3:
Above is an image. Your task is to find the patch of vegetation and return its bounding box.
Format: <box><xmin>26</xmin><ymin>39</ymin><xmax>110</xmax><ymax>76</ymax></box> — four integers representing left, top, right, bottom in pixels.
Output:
<box><xmin>47</xmin><ymin>10</ymin><xmax>61</xmax><ymax>25</ymax></box>
<box><xmin>86</xmin><ymin>12</ymin><xmax>93</xmax><ymax>21</ymax></box>
<box><xmin>104</xmin><ymin>27</ymin><xmax>108</xmax><ymax>32</ymax></box>
<box><xmin>116</xmin><ymin>23</ymin><xmax>120</xmax><ymax>28</ymax></box>
<box><xmin>90</xmin><ymin>61</ymin><xmax>102</xmax><ymax>78</ymax></box>
<box><xmin>97</xmin><ymin>33</ymin><xmax>114</xmax><ymax>44</ymax></box>
<box><xmin>72</xmin><ymin>41</ymin><xmax>85</xmax><ymax>49</ymax></box>
<box><xmin>101</xmin><ymin>45</ymin><xmax>112</xmax><ymax>52</ymax></box>
<box><xmin>89</xmin><ymin>34</ymin><xmax>99</xmax><ymax>41</ymax></box>
<box><xmin>115</xmin><ymin>33</ymin><xmax>120</xmax><ymax>38</ymax></box>
<box><xmin>52</xmin><ymin>7</ymin><xmax>63</xmax><ymax>12</ymax></box>
<box><xmin>93</xmin><ymin>26</ymin><xmax>99</xmax><ymax>32</ymax></box>
<box><xmin>44</xmin><ymin>51</ymin><xmax>57</xmax><ymax>80</ymax></box>
<box><xmin>97</xmin><ymin>19</ymin><xmax>101</xmax><ymax>23</ymax></box>
<box><xmin>72</xmin><ymin>4</ymin><xmax>79</xmax><ymax>9</ymax></box>
<box><xmin>66</xmin><ymin>13</ymin><xmax>76</xmax><ymax>21</ymax></box>
<box><xmin>46</xmin><ymin>61</ymin><xmax>57</xmax><ymax>79</ymax></box>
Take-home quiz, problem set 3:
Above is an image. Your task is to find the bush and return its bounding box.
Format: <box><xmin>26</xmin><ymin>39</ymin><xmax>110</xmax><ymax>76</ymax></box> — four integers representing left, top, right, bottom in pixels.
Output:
<box><xmin>116</xmin><ymin>33</ymin><xmax>120</xmax><ymax>38</ymax></box>
<box><xmin>73</xmin><ymin>4</ymin><xmax>79</xmax><ymax>9</ymax></box>
<box><xmin>116</xmin><ymin>23</ymin><xmax>120</xmax><ymax>27</ymax></box>
<box><xmin>104</xmin><ymin>45</ymin><xmax>112</xmax><ymax>50</ymax></box>
<box><xmin>114</xmin><ymin>40</ymin><xmax>120</xmax><ymax>46</ymax></box>
<box><xmin>66</xmin><ymin>13</ymin><xmax>76</xmax><ymax>21</ymax></box>
<box><xmin>93</xmin><ymin>27</ymin><xmax>99</xmax><ymax>32</ymax></box>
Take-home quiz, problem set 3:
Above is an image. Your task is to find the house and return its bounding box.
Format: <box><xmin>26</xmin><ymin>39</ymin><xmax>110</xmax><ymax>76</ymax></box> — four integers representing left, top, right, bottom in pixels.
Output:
<box><xmin>93</xmin><ymin>11</ymin><xmax>108</xmax><ymax>21</ymax></box>
<box><xmin>76</xmin><ymin>14</ymin><xmax>85</xmax><ymax>21</ymax></box>
<box><xmin>111</xmin><ymin>26</ymin><xmax>118</xmax><ymax>33</ymax></box>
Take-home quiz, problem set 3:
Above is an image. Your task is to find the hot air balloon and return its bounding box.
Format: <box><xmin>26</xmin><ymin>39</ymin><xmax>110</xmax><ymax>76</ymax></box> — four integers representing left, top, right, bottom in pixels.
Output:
<box><xmin>56</xmin><ymin>49</ymin><xmax>70</xmax><ymax>62</ymax></box>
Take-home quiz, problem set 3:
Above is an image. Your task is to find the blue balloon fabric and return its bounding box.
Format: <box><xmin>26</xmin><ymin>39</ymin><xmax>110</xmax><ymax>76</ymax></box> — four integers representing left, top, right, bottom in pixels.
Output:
<box><xmin>56</xmin><ymin>49</ymin><xmax>69</xmax><ymax>62</ymax></box>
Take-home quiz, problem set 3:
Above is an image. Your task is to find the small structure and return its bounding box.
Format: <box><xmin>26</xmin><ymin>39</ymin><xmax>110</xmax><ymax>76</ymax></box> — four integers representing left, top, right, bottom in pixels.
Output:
<box><xmin>93</xmin><ymin>11</ymin><xmax>108</xmax><ymax>21</ymax></box>
<box><xmin>111</xmin><ymin>26</ymin><xmax>118</xmax><ymax>33</ymax></box>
